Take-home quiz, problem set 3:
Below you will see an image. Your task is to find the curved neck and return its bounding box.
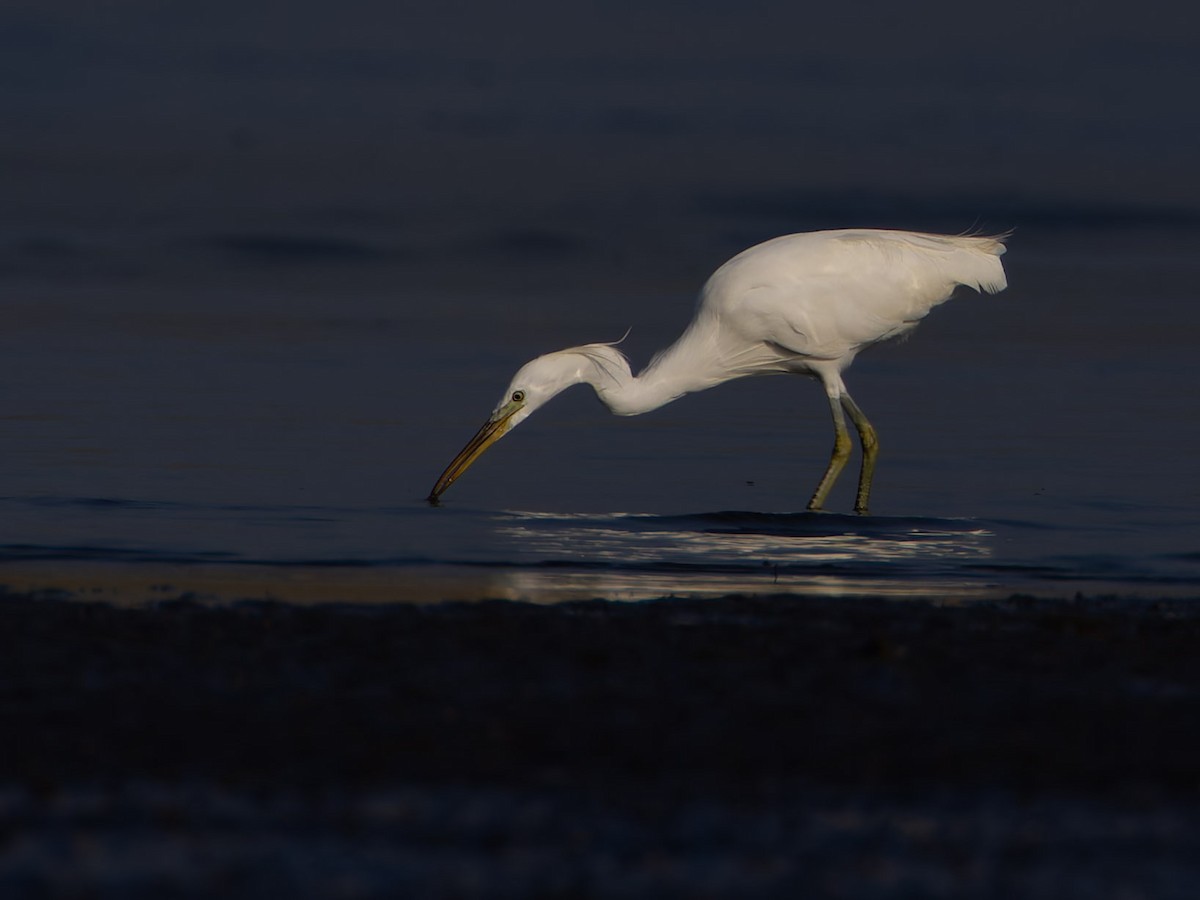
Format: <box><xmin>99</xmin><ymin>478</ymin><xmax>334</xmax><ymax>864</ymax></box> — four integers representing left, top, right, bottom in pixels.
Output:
<box><xmin>582</xmin><ymin>331</ymin><xmax>732</xmax><ymax>417</ymax></box>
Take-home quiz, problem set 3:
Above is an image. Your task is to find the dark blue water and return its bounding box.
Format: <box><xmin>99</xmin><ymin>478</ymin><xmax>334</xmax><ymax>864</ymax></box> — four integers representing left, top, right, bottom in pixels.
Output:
<box><xmin>4</xmin><ymin>217</ymin><xmax>1198</xmax><ymax>601</ymax></box>
<box><xmin>2</xmin><ymin>1</ymin><xmax>1199</xmax><ymax>603</ymax></box>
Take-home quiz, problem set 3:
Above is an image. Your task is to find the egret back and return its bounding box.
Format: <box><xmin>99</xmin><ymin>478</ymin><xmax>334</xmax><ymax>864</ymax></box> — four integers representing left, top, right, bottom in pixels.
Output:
<box><xmin>698</xmin><ymin>229</ymin><xmax>1008</xmax><ymax>362</ymax></box>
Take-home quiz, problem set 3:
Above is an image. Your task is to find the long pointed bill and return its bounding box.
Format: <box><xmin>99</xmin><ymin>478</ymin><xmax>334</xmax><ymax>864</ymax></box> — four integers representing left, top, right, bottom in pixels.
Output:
<box><xmin>427</xmin><ymin>400</ymin><xmax>524</xmax><ymax>503</ymax></box>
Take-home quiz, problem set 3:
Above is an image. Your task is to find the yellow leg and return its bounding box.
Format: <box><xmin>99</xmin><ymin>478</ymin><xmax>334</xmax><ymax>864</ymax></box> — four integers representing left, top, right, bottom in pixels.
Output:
<box><xmin>807</xmin><ymin>395</ymin><xmax>852</xmax><ymax>511</ymax></box>
<box><xmin>841</xmin><ymin>393</ymin><xmax>878</xmax><ymax>515</ymax></box>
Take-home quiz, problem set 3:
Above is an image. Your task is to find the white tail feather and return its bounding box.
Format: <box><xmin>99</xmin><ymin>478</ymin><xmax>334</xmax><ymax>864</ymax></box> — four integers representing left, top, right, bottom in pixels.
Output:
<box><xmin>949</xmin><ymin>232</ymin><xmax>1009</xmax><ymax>295</ymax></box>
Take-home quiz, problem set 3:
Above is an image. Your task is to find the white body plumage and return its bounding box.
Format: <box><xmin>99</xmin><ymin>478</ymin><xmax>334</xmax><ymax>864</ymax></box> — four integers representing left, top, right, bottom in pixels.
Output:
<box><xmin>429</xmin><ymin>228</ymin><xmax>1009</xmax><ymax>513</ymax></box>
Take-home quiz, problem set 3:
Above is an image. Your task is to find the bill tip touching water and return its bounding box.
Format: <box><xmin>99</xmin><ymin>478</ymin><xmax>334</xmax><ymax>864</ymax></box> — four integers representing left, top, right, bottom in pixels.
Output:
<box><xmin>428</xmin><ymin>228</ymin><xmax>1009</xmax><ymax>513</ymax></box>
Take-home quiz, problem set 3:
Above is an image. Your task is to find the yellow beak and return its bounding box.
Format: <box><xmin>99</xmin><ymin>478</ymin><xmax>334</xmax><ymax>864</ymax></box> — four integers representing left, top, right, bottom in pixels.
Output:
<box><xmin>427</xmin><ymin>400</ymin><xmax>524</xmax><ymax>503</ymax></box>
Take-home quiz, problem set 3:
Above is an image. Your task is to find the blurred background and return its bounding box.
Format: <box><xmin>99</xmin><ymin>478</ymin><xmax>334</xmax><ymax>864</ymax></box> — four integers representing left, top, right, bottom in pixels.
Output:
<box><xmin>1</xmin><ymin>0</ymin><xmax>1198</xmax><ymax>583</ymax></box>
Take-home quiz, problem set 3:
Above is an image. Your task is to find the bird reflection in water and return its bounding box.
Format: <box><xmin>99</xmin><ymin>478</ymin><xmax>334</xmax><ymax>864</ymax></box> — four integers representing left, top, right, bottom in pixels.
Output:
<box><xmin>486</xmin><ymin>511</ymin><xmax>994</xmax><ymax>602</ymax></box>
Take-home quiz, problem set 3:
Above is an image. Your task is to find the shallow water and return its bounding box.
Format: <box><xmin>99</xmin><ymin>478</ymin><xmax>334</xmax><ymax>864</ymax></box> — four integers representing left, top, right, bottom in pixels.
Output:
<box><xmin>2</xmin><ymin>3</ymin><xmax>1199</xmax><ymax>604</ymax></box>
<box><xmin>3</xmin><ymin>240</ymin><xmax>1200</xmax><ymax>604</ymax></box>
<box><xmin>7</xmin><ymin>217</ymin><xmax>1200</xmax><ymax>602</ymax></box>
<box><xmin>3</xmin><ymin>222</ymin><xmax>1199</xmax><ymax>602</ymax></box>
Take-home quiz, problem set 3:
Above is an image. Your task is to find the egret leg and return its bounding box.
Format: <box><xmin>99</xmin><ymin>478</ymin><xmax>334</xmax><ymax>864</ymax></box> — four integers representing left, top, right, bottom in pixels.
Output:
<box><xmin>841</xmin><ymin>393</ymin><xmax>878</xmax><ymax>515</ymax></box>
<box><xmin>807</xmin><ymin>395</ymin><xmax>852</xmax><ymax>512</ymax></box>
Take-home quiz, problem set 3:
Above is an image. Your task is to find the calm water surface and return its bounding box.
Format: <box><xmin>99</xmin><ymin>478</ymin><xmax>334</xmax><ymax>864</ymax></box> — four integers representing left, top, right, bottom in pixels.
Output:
<box><xmin>2</xmin><ymin>226</ymin><xmax>1197</xmax><ymax>602</ymax></box>
<box><xmin>2</xmin><ymin>2</ymin><xmax>1198</xmax><ymax>603</ymax></box>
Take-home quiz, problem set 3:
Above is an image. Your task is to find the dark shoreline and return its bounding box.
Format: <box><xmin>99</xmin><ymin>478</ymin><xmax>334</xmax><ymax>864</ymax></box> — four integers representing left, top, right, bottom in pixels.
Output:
<box><xmin>3</xmin><ymin>589</ymin><xmax>1198</xmax><ymax>792</ymax></box>
<box><xmin>2</xmin><ymin>589</ymin><xmax>1199</xmax><ymax>896</ymax></box>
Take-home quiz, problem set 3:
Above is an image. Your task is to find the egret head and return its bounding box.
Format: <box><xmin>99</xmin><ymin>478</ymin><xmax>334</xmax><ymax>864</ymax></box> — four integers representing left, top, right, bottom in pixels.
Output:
<box><xmin>427</xmin><ymin>345</ymin><xmax>626</xmax><ymax>502</ymax></box>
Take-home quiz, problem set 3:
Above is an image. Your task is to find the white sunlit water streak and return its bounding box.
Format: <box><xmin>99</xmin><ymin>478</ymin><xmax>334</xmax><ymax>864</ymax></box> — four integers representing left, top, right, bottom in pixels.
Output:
<box><xmin>494</xmin><ymin>511</ymin><xmax>993</xmax><ymax>566</ymax></box>
<box><xmin>480</xmin><ymin>511</ymin><xmax>997</xmax><ymax>600</ymax></box>
<box><xmin>1</xmin><ymin>491</ymin><xmax>1199</xmax><ymax>604</ymax></box>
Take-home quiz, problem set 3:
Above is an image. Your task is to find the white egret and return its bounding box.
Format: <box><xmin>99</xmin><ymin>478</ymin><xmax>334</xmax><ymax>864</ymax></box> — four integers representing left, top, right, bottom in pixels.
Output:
<box><xmin>428</xmin><ymin>229</ymin><xmax>1008</xmax><ymax>513</ymax></box>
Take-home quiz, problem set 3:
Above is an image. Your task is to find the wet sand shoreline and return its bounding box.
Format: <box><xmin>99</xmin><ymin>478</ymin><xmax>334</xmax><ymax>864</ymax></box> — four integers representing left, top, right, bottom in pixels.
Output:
<box><xmin>2</xmin><ymin>584</ymin><xmax>1198</xmax><ymax>895</ymax></box>
<box><xmin>3</xmin><ymin>586</ymin><xmax>1198</xmax><ymax>791</ymax></box>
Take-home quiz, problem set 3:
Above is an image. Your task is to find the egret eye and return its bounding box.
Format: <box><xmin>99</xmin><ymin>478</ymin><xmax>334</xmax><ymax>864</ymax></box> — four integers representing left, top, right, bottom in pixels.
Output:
<box><xmin>511</xmin><ymin>390</ymin><xmax>526</xmax><ymax>402</ymax></box>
